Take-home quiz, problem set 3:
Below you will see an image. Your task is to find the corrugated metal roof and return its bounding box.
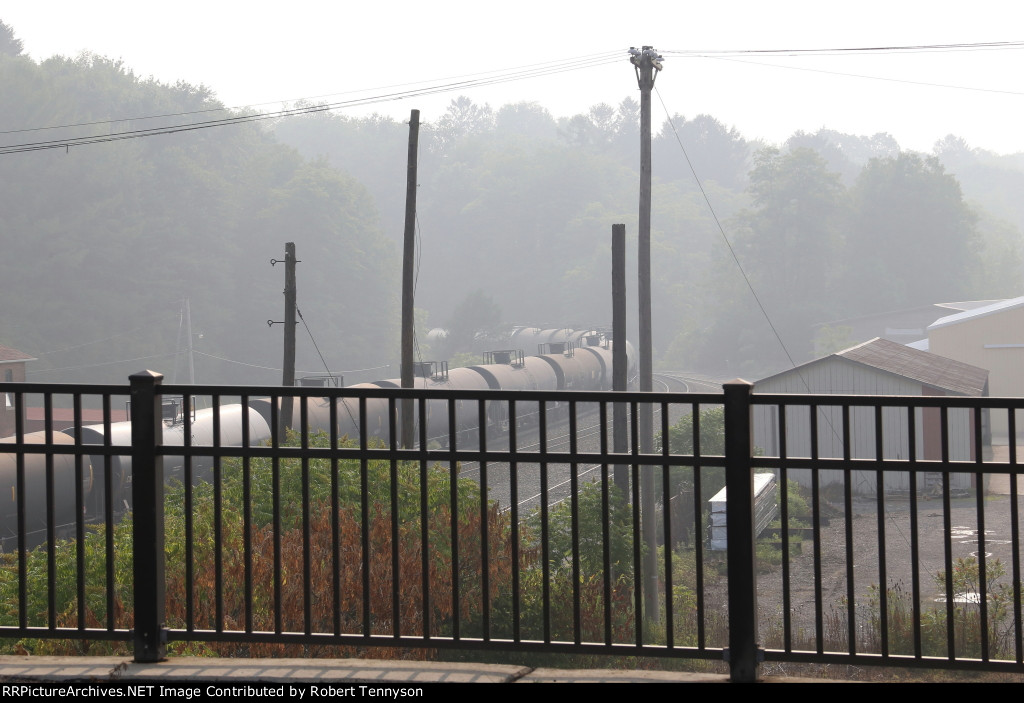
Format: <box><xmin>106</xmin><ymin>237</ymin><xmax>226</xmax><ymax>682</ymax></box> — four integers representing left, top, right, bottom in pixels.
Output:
<box><xmin>836</xmin><ymin>337</ymin><xmax>988</xmax><ymax>396</ymax></box>
<box><xmin>0</xmin><ymin>345</ymin><xmax>35</xmax><ymax>363</ymax></box>
<box><xmin>928</xmin><ymin>295</ymin><xmax>1024</xmax><ymax>331</ymax></box>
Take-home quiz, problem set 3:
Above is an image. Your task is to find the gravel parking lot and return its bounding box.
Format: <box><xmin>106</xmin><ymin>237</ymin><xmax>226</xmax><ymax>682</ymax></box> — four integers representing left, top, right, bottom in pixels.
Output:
<box><xmin>755</xmin><ymin>472</ymin><xmax>1024</xmax><ymax>653</ymax></box>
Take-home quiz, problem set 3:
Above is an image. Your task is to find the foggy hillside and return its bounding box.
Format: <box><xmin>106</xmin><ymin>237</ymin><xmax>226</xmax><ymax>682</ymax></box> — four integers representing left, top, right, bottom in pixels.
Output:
<box><xmin>3</xmin><ymin>20</ymin><xmax>1023</xmax><ymax>384</ymax></box>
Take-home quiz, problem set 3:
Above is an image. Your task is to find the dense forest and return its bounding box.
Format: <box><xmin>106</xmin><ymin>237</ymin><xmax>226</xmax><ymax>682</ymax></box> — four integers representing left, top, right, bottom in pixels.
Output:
<box><xmin>2</xmin><ymin>21</ymin><xmax>1023</xmax><ymax>384</ymax></box>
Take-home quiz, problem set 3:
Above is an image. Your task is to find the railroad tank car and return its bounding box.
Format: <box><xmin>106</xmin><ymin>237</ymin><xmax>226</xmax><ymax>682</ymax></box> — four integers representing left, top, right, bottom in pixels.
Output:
<box><xmin>250</xmin><ymin>385</ymin><xmax>393</xmax><ymax>447</ymax></box>
<box><xmin>0</xmin><ymin>431</ymin><xmax>86</xmax><ymax>549</ymax></box>
<box><xmin>76</xmin><ymin>403</ymin><xmax>273</xmax><ymax>485</ymax></box>
<box><xmin>0</xmin><ymin>326</ymin><xmax>636</xmax><ymax>546</ymax></box>
<box><xmin>374</xmin><ymin>366</ymin><xmax>492</xmax><ymax>446</ymax></box>
<box><xmin>468</xmin><ymin>355</ymin><xmax>559</xmax><ymax>431</ymax></box>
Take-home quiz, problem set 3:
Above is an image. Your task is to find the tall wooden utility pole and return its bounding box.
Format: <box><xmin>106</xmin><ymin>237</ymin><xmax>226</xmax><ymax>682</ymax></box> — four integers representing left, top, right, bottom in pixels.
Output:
<box><xmin>612</xmin><ymin>224</ymin><xmax>628</xmax><ymax>496</ymax></box>
<box><xmin>401</xmin><ymin>110</ymin><xmax>420</xmax><ymax>449</ymax></box>
<box><xmin>281</xmin><ymin>242</ymin><xmax>297</xmax><ymax>436</ymax></box>
<box><xmin>630</xmin><ymin>45</ymin><xmax>663</xmax><ymax>625</ymax></box>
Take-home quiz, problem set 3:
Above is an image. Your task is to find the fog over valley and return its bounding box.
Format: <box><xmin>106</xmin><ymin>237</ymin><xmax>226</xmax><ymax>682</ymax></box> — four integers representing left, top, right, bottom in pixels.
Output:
<box><xmin>1</xmin><ymin>16</ymin><xmax>1022</xmax><ymax>385</ymax></box>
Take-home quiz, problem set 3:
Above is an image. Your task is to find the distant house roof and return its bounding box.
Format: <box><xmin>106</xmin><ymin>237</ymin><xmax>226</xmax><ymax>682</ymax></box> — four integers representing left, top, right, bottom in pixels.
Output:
<box><xmin>928</xmin><ymin>295</ymin><xmax>1024</xmax><ymax>332</ymax></box>
<box><xmin>758</xmin><ymin>337</ymin><xmax>988</xmax><ymax>396</ymax></box>
<box><xmin>0</xmin><ymin>345</ymin><xmax>35</xmax><ymax>364</ymax></box>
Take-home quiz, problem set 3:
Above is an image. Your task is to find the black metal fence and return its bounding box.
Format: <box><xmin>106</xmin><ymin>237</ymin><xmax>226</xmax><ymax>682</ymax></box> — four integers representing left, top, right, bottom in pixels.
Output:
<box><xmin>1</xmin><ymin>373</ymin><xmax>1023</xmax><ymax>682</ymax></box>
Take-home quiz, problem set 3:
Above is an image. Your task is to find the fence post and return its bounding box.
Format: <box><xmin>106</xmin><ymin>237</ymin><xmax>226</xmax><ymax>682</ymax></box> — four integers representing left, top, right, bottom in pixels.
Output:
<box><xmin>723</xmin><ymin>379</ymin><xmax>759</xmax><ymax>682</ymax></box>
<box><xmin>130</xmin><ymin>370</ymin><xmax>167</xmax><ymax>662</ymax></box>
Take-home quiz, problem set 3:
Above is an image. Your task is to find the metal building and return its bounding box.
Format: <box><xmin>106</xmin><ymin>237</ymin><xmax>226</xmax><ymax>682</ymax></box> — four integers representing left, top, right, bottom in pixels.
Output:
<box><xmin>753</xmin><ymin>338</ymin><xmax>989</xmax><ymax>496</ymax></box>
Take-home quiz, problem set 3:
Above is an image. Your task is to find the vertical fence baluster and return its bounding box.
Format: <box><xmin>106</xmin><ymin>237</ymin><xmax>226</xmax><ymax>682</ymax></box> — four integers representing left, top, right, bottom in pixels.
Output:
<box><xmin>73</xmin><ymin>393</ymin><xmax>85</xmax><ymax>632</ymax></box>
<box><xmin>419</xmin><ymin>396</ymin><xmax>429</xmax><ymax>640</ymax></box>
<box><xmin>661</xmin><ymin>400</ymin><xmax>673</xmax><ymax>649</ymax></box>
<box><xmin>539</xmin><ymin>401</ymin><xmax>550</xmax><ymax>644</ymax></box>
<box><xmin>777</xmin><ymin>403</ymin><xmax>790</xmax><ymax>652</ymax></box>
<box><xmin>213</xmin><ymin>395</ymin><xmax>223</xmax><ymax>633</ymax></box>
<box><xmin>811</xmin><ymin>402</ymin><xmax>823</xmax><ymax>654</ymax></box>
<box><xmin>183</xmin><ymin>393</ymin><xmax>194</xmax><ymax>632</ymax></box>
<box><xmin>509</xmin><ymin>398</ymin><xmax>521</xmax><ymax>644</ymax></box>
<box><xmin>600</xmin><ymin>401</ymin><xmax>612</xmax><ymax>645</ymax></box>
<box><xmin>874</xmin><ymin>405</ymin><xmax>888</xmax><ymax>657</ymax></box>
<box><xmin>941</xmin><ymin>405</ymin><xmax>955</xmax><ymax>659</ymax></box>
<box><xmin>570</xmin><ymin>400</ymin><xmax>580</xmax><ymax>644</ymax></box>
<box><xmin>242</xmin><ymin>395</ymin><xmax>253</xmax><ymax>635</ymax></box>
<box><xmin>630</xmin><ymin>400</ymin><xmax>641</xmax><ymax>647</ymax></box>
<box><xmin>908</xmin><ymin>405</ymin><xmax>922</xmax><ymax>658</ymax></box>
<box><xmin>360</xmin><ymin>397</ymin><xmax>370</xmax><ymax>636</ymax></box>
<box><xmin>693</xmin><ymin>402</ymin><xmax>706</xmax><ymax>650</ymax></box>
<box><xmin>843</xmin><ymin>404</ymin><xmax>856</xmax><ymax>654</ymax></box>
<box><xmin>1009</xmin><ymin>408</ymin><xmax>1022</xmax><ymax>664</ymax></box>
<box><xmin>479</xmin><ymin>398</ymin><xmax>490</xmax><ymax>642</ymax></box>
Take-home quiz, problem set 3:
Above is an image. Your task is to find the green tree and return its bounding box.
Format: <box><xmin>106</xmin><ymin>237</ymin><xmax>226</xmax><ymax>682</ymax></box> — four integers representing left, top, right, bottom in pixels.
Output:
<box><xmin>844</xmin><ymin>153</ymin><xmax>979</xmax><ymax>312</ymax></box>
<box><xmin>685</xmin><ymin>147</ymin><xmax>848</xmax><ymax>374</ymax></box>
<box><xmin>0</xmin><ymin>21</ymin><xmax>22</xmax><ymax>56</ymax></box>
<box><xmin>442</xmin><ymin>289</ymin><xmax>503</xmax><ymax>356</ymax></box>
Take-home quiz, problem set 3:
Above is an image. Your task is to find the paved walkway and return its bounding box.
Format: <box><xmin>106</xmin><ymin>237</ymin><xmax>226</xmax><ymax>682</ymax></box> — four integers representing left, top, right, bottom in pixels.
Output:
<box><xmin>0</xmin><ymin>655</ymin><xmax>842</xmax><ymax>684</ymax></box>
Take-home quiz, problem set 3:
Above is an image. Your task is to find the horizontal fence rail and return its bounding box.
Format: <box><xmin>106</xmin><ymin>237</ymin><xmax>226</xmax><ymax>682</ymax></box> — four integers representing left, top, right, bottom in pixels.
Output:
<box><xmin>0</xmin><ymin>374</ymin><xmax>1022</xmax><ymax>681</ymax></box>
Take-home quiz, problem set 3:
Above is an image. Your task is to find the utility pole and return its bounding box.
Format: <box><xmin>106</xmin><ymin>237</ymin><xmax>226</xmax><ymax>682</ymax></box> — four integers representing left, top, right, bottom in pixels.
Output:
<box><xmin>401</xmin><ymin>110</ymin><xmax>420</xmax><ymax>450</ymax></box>
<box><xmin>281</xmin><ymin>242</ymin><xmax>297</xmax><ymax>436</ymax></box>
<box><xmin>630</xmin><ymin>45</ymin><xmax>663</xmax><ymax>625</ymax></box>
<box><xmin>612</xmin><ymin>224</ymin><xmax>628</xmax><ymax>496</ymax></box>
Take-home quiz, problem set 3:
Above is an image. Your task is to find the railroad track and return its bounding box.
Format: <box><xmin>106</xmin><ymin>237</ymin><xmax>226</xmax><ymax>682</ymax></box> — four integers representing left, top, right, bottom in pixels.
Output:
<box><xmin>454</xmin><ymin>374</ymin><xmax>728</xmax><ymax>515</ymax></box>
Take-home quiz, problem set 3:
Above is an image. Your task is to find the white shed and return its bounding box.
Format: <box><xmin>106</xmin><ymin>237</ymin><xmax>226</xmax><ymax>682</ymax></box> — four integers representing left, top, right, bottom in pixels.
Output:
<box><xmin>753</xmin><ymin>338</ymin><xmax>989</xmax><ymax>496</ymax></box>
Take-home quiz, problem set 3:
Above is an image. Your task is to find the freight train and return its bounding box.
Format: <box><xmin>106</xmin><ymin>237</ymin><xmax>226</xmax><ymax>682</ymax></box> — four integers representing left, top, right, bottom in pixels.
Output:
<box><xmin>0</xmin><ymin>327</ymin><xmax>635</xmax><ymax>549</ymax></box>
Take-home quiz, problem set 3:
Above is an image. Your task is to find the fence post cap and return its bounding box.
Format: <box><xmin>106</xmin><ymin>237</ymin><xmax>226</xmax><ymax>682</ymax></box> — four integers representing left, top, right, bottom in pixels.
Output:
<box><xmin>129</xmin><ymin>370</ymin><xmax>164</xmax><ymax>383</ymax></box>
<box><xmin>723</xmin><ymin>378</ymin><xmax>754</xmax><ymax>388</ymax></box>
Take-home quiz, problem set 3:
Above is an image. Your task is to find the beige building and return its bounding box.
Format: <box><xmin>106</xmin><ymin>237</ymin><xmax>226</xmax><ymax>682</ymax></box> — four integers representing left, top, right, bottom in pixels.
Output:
<box><xmin>927</xmin><ymin>296</ymin><xmax>1024</xmax><ymax>440</ymax></box>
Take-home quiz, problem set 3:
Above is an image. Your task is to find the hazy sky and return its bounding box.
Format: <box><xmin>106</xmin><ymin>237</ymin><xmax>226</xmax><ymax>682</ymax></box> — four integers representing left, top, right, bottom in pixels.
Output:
<box><xmin>4</xmin><ymin>0</ymin><xmax>1023</xmax><ymax>154</ymax></box>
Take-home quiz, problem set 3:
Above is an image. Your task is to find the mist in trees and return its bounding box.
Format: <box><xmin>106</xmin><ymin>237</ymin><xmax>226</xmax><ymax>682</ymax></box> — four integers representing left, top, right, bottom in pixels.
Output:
<box><xmin>4</xmin><ymin>20</ymin><xmax>1024</xmax><ymax>386</ymax></box>
<box><xmin>0</xmin><ymin>45</ymin><xmax>397</xmax><ymax>385</ymax></box>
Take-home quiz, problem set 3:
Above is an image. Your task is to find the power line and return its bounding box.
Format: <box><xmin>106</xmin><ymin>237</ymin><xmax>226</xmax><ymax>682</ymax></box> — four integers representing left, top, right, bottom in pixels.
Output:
<box><xmin>0</xmin><ymin>51</ymin><xmax>623</xmax><ymax>155</ymax></box>
<box><xmin>0</xmin><ymin>50</ymin><xmax>623</xmax><ymax>137</ymax></box>
<box><xmin>704</xmin><ymin>55</ymin><xmax>1024</xmax><ymax>97</ymax></box>
<box><xmin>27</xmin><ymin>351</ymin><xmax>178</xmax><ymax>374</ymax></box>
<box><xmin>296</xmin><ymin>306</ymin><xmax>337</xmax><ymax>384</ymax></box>
<box><xmin>192</xmin><ymin>349</ymin><xmax>388</xmax><ymax>377</ymax></box>
<box><xmin>662</xmin><ymin>40</ymin><xmax>1024</xmax><ymax>57</ymax></box>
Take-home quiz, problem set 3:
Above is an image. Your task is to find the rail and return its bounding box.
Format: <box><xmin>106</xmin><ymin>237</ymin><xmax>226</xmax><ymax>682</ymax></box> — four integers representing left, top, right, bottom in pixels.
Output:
<box><xmin>0</xmin><ymin>373</ymin><xmax>1022</xmax><ymax>682</ymax></box>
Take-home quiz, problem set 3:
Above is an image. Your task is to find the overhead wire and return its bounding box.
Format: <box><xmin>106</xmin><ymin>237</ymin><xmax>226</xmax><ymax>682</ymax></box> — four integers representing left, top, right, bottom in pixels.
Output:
<box><xmin>0</xmin><ymin>50</ymin><xmax>623</xmax><ymax>138</ymax></box>
<box><xmin>661</xmin><ymin>40</ymin><xmax>1024</xmax><ymax>57</ymax></box>
<box><xmin>0</xmin><ymin>51</ymin><xmax>623</xmax><ymax>155</ymax></box>
<box><xmin>295</xmin><ymin>305</ymin><xmax>337</xmax><ymax>385</ymax></box>
<box><xmin>699</xmin><ymin>55</ymin><xmax>1024</xmax><ymax>97</ymax></box>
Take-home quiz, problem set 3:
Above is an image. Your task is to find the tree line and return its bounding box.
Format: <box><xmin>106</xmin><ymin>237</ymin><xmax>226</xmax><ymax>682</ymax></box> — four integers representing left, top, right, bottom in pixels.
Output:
<box><xmin>3</xmin><ymin>18</ymin><xmax>1021</xmax><ymax>383</ymax></box>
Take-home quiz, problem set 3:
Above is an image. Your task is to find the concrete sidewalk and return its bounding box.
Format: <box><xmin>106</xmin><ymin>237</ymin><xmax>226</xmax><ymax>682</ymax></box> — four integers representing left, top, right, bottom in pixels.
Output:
<box><xmin>0</xmin><ymin>655</ymin><xmax>742</xmax><ymax>684</ymax></box>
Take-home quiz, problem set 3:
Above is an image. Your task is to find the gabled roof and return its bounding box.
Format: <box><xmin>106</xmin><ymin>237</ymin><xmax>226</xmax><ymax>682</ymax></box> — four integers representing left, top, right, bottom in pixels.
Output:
<box><xmin>758</xmin><ymin>337</ymin><xmax>988</xmax><ymax>396</ymax></box>
<box><xmin>837</xmin><ymin>338</ymin><xmax>987</xmax><ymax>396</ymax></box>
<box><xmin>0</xmin><ymin>345</ymin><xmax>35</xmax><ymax>364</ymax></box>
<box><xmin>928</xmin><ymin>295</ymin><xmax>1024</xmax><ymax>332</ymax></box>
